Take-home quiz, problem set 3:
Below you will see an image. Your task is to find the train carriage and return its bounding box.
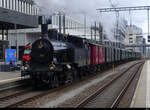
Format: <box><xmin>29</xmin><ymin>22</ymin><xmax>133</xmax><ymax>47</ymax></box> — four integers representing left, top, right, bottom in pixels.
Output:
<box><xmin>111</xmin><ymin>47</ymin><xmax>114</xmax><ymax>63</ymax></box>
<box><xmin>90</xmin><ymin>43</ymin><xmax>105</xmax><ymax>66</ymax></box>
<box><xmin>90</xmin><ymin>44</ymin><xmax>97</xmax><ymax>65</ymax></box>
<box><xmin>117</xmin><ymin>49</ymin><xmax>121</xmax><ymax>61</ymax></box>
<box><xmin>114</xmin><ymin>48</ymin><xmax>117</xmax><ymax>62</ymax></box>
<box><xmin>105</xmin><ymin>47</ymin><xmax>110</xmax><ymax>63</ymax></box>
<box><xmin>120</xmin><ymin>49</ymin><xmax>126</xmax><ymax>61</ymax></box>
<box><xmin>98</xmin><ymin>45</ymin><xmax>105</xmax><ymax>64</ymax></box>
<box><xmin>101</xmin><ymin>46</ymin><xmax>105</xmax><ymax>64</ymax></box>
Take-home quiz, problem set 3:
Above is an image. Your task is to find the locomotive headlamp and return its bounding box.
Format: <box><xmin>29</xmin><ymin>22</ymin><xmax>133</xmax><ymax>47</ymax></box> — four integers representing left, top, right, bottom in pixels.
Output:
<box><xmin>24</xmin><ymin>62</ymin><xmax>30</xmax><ymax>70</ymax></box>
<box><xmin>50</xmin><ymin>61</ymin><xmax>56</xmax><ymax>70</ymax></box>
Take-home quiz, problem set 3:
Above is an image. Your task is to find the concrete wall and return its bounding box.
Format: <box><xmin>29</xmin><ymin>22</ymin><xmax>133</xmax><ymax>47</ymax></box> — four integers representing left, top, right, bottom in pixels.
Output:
<box><xmin>8</xmin><ymin>32</ymin><xmax>40</xmax><ymax>47</ymax></box>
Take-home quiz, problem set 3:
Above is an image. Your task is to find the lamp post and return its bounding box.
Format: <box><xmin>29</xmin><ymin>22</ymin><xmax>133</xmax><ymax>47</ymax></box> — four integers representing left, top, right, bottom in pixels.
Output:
<box><xmin>116</xmin><ymin>11</ymin><xmax>119</xmax><ymax>48</ymax></box>
<box><xmin>14</xmin><ymin>23</ymin><xmax>18</xmax><ymax>62</ymax></box>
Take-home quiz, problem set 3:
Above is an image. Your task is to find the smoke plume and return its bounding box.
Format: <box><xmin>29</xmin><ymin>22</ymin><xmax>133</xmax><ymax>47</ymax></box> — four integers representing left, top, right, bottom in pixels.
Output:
<box><xmin>34</xmin><ymin>0</ymin><xmax>150</xmax><ymax>41</ymax></box>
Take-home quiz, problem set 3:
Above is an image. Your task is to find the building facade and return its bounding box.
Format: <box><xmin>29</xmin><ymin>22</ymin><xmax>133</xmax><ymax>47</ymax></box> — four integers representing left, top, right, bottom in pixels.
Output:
<box><xmin>0</xmin><ymin>0</ymin><xmax>38</xmax><ymax>15</ymax></box>
<box><xmin>0</xmin><ymin>0</ymin><xmax>38</xmax><ymax>61</ymax></box>
<box><xmin>125</xmin><ymin>25</ymin><xmax>144</xmax><ymax>53</ymax></box>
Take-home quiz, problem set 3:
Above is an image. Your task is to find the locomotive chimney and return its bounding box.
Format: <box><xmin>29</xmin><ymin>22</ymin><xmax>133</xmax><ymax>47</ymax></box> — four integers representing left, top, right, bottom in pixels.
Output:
<box><xmin>41</xmin><ymin>24</ymin><xmax>48</xmax><ymax>37</ymax></box>
<box><xmin>39</xmin><ymin>16</ymin><xmax>49</xmax><ymax>38</ymax></box>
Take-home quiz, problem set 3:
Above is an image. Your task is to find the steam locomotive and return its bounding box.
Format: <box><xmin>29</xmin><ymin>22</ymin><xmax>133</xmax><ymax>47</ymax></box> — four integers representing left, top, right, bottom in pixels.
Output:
<box><xmin>21</xmin><ymin>24</ymin><xmax>142</xmax><ymax>88</ymax></box>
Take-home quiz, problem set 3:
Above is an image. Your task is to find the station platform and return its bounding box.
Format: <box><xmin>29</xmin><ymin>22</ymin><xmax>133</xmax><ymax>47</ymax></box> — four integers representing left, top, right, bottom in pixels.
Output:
<box><xmin>130</xmin><ymin>60</ymin><xmax>150</xmax><ymax>108</ymax></box>
<box><xmin>0</xmin><ymin>71</ymin><xmax>21</xmax><ymax>85</ymax></box>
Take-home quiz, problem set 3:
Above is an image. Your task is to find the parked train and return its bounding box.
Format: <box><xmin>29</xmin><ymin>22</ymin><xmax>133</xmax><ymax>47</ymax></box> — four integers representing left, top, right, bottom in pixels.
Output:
<box><xmin>21</xmin><ymin>24</ymin><xmax>142</xmax><ymax>88</ymax></box>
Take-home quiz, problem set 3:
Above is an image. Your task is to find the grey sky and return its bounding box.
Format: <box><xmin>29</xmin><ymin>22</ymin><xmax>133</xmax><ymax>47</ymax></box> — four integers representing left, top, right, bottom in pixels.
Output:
<box><xmin>35</xmin><ymin>0</ymin><xmax>150</xmax><ymax>41</ymax></box>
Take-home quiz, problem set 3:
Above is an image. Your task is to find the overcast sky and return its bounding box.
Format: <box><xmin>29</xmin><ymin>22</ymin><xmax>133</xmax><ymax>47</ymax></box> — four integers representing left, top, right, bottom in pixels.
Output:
<box><xmin>35</xmin><ymin>0</ymin><xmax>150</xmax><ymax>42</ymax></box>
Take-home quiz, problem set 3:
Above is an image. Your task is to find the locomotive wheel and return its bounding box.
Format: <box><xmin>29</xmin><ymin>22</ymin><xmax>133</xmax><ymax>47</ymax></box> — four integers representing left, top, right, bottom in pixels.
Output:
<box><xmin>65</xmin><ymin>72</ymin><xmax>74</xmax><ymax>84</ymax></box>
<box><xmin>97</xmin><ymin>66</ymin><xmax>101</xmax><ymax>72</ymax></box>
<box><xmin>50</xmin><ymin>74</ymin><xmax>59</xmax><ymax>88</ymax></box>
<box><xmin>33</xmin><ymin>79</ymin><xmax>37</xmax><ymax>88</ymax></box>
<box><xmin>31</xmin><ymin>75</ymin><xmax>38</xmax><ymax>88</ymax></box>
<box><xmin>79</xmin><ymin>68</ymin><xmax>87</xmax><ymax>78</ymax></box>
<box><xmin>72</xmin><ymin>68</ymin><xmax>79</xmax><ymax>81</ymax></box>
<box><xmin>93</xmin><ymin>67</ymin><xmax>97</xmax><ymax>74</ymax></box>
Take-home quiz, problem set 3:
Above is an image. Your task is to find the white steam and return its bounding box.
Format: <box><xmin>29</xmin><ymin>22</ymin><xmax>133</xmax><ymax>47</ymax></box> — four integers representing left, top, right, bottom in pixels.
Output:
<box><xmin>34</xmin><ymin>0</ymin><xmax>150</xmax><ymax>41</ymax></box>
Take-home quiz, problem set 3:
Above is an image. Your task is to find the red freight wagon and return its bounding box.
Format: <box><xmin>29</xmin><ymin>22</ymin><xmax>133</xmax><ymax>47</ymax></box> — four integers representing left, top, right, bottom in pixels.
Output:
<box><xmin>98</xmin><ymin>46</ymin><xmax>102</xmax><ymax>64</ymax></box>
<box><xmin>90</xmin><ymin>45</ymin><xmax>96</xmax><ymax>65</ymax></box>
<box><xmin>98</xmin><ymin>46</ymin><xmax>101</xmax><ymax>64</ymax></box>
<box><xmin>98</xmin><ymin>46</ymin><xmax>105</xmax><ymax>64</ymax></box>
<box><xmin>96</xmin><ymin>46</ymin><xmax>99</xmax><ymax>64</ymax></box>
<box><xmin>90</xmin><ymin>44</ymin><xmax>105</xmax><ymax>65</ymax></box>
<box><xmin>90</xmin><ymin>44</ymin><xmax>105</xmax><ymax>66</ymax></box>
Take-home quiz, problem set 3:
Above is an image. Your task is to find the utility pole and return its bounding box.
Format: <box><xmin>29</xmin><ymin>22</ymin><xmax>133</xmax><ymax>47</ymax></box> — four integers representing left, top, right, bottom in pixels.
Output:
<box><xmin>116</xmin><ymin>11</ymin><xmax>119</xmax><ymax>48</ymax></box>
<box><xmin>63</xmin><ymin>14</ymin><xmax>66</xmax><ymax>35</ymax></box>
<box><xmin>58</xmin><ymin>12</ymin><xmax>62</xmax><ymax>34</ymax></box>
<box><xmin>99</xmin><ymin>23</ymin><xmax>103</xmax><ymax>44</ymax></box>
<box><xmin>94</xmin><ymin>22</ymin><xmax>97</xmax><ymax>41</ymax></box>
<box><xmin>148</xmin><ymin>9</ymin><xmax>150</xmax><ymax>36</ymax></box>
<box><xmin>99</xmin><ymin>12</ymin><xmax>103</xmax><ymax>44</ymax></box>
<box><xmin>91</xmin><ymin>25</ymin><xmax>93</xmax><ymax>40</ymax></box>
<box><xmin>147</xmin><ymin>9</ymin><xmax>150</xmax><ymax>56</ymax></box>
<box><xmin>84</xmin><ymin>13</ymin><xmax>87</xmax><ymax>39</ymax></box>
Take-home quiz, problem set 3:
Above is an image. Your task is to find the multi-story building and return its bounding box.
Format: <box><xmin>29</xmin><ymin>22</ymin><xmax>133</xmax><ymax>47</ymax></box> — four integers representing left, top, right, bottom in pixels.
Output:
<box><xmin>0</xmin><ymin>0</ymin><xmax>38</xmax><ymax>61</ymax></box>
<box><xmin>0</xmin><ymin>0</ymin><xmax>38</xmax><ymax>15</ymax></box>
<box><xmin>125</xmin><ymin>25</ymin><xmax>144</xmax><ymax>53</ymax></box>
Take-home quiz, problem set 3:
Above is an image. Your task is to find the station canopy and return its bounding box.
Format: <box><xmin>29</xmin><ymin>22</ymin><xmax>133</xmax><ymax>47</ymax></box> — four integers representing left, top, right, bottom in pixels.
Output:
<box><xmin>0</xmin><ymin>7</ymin><xmax>38</xmax><ymax>30</ymax></box>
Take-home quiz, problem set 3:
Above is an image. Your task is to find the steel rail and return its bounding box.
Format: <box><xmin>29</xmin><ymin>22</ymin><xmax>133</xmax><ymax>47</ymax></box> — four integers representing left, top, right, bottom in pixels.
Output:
<box><xmin>0</xmin><ymin>89</ymin><xmax>32</xmax><ymax>101</ymax></box>
<box><xmin>74</xmin><ymin>61</ymin><xmax>144</xmax><ymax>108</ymax></box>
<box><xmin>110</xmin><ymin>62</ymin><xmax>144</xmax><ymax>108</ymax></box>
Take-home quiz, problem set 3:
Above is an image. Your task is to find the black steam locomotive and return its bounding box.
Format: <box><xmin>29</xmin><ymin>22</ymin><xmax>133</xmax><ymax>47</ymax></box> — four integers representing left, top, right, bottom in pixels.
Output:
<box><xmin>21</xmin><ymin>23</ymin><xmax>141</xmax><ymax>88</ymax></box>
<box><xmin>25</xmin><ymin>24</ymin><xmax>90</xmax><ymax>88</ymax></box>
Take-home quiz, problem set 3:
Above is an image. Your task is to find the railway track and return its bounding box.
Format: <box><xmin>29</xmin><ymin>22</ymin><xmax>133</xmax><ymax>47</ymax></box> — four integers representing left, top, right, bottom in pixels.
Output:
<box><xmin>0</xmin><ymin>88</ymin><xmax>34</xmax><ymax>108</ymax></box>
<box><xmin>0</xmin><ymin>80</ymin><xmax>81</xmax><ymax>108</ymax></box>
<box><xmin>0</xmin><ymin>60</ymin><xmax>144</xmax><ymax>108</ymax></box>
<box><xmin>0</xmin><ymin>78</ymin><xmax>30</xmax><ymax>93</ymax></box>
<box><xmin>74</xmin><ymin>61</ymin><xmax>145</xmax><ymax>108</ymax></box>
